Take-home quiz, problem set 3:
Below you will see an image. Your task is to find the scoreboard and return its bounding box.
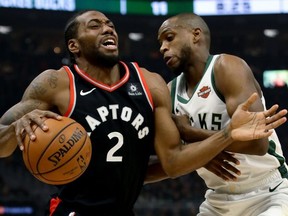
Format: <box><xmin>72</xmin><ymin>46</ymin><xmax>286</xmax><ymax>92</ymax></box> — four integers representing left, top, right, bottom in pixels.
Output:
<box><xmin>77</xmin><ymin>0</ymin><xmax>193</xmax><ymax>15</ymax></box>
<box><xmin>0</xmin><ymin>0</ymin><xmax>193</xmax><ymax>15</ymax></box>
<box><xmin>0</xmin><ymin>0</ymin><xmax>288</xmax><ymax>16</ymax></box>
<box><xmin>194</xmin><ymin>0</ymin><xmax>288</xmax><ymax>15</ymax></box>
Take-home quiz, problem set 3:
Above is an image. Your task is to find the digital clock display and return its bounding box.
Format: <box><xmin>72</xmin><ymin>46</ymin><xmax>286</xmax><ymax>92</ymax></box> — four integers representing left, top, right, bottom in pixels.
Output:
<box><xmin>194</xmin><ymin>0</ymin><xmax>288</xmax><ymax>16</ymax></box>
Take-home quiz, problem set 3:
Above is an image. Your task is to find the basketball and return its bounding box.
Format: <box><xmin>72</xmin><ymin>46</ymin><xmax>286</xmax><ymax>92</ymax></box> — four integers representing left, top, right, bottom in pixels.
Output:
<box><xmin>22</xmin><ymin>117</ymin><xmax>92</xmax><ymax>185</ymax></box>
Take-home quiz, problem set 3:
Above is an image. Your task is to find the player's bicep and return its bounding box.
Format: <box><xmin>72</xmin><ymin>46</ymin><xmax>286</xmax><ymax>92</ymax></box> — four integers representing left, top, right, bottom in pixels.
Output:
<box><xmin>0</xmin><ymin>71</ymin><xmax>54</xmax><ymax>125</ymax></box>
<box><xmin>152</xmin><ymin>81</ymin><xmax>181</xmax><ymax>166</ymax></box>
<box><xmin>142</xmin><ymin>68</ymin><xmax>181</xmax><ymax>165</ymax></box>
<box><xmin>215</xmin><ymin>55</ymin><xmax>268</xmax><ymax>154</ymax></box>
<box><xmin>154</xmin><ymin>105</ymin><xmax>181</xmax><ymax>153</ymax></box>
<box><xmin>215</xmin><ymin>55</ymin><xmax>263</xmax><ymax>116</ymax></box>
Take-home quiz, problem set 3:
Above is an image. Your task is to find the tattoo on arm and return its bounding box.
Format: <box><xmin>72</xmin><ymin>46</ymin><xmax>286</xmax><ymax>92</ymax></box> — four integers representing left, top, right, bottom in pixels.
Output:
<box><xmin>1</xmin><ymin>100</ymin><xmax>42</xmax><ymax>125</ymax></box>
<box><xmin>30</xmin><ymin>82</ymin><xmax>47</xmax><ymax>98</ymax></box>
<box><xmin>1</xmin><ymin>71</ymin><xmax>58</xmax><ymax>125</ymax></box>
<box><xmin>28</xmin><ymin>71</ymin><xmax>58</xmax><ymax>98</ymax></box>
<box><xmin>48</xmin><ymin>71</ymin><xmax>58</xmax><ymax>89</ymax></box>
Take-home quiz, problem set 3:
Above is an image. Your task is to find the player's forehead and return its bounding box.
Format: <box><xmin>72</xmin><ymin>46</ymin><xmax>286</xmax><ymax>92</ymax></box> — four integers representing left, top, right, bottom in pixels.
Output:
<box><xmin>159</xmin><ymin>18</ymin><xmax>176</xmax><ymax>30</ymax></box>
<box><xmin>158</xmin><ymin>18</ymin><xmax>183</xmax><ymax>37</ymax></box>
<box><xmin>77</xmin><ymin>11</ymin><xmax>111</xmax><ymax>26</ymax></box>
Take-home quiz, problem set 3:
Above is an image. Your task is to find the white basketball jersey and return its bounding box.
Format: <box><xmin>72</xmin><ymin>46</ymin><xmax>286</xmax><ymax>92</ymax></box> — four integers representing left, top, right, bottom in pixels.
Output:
<box><xmin>170</xmin><ymin>55</ymin><xmax>288</xmax><ymax>193</ymax></box>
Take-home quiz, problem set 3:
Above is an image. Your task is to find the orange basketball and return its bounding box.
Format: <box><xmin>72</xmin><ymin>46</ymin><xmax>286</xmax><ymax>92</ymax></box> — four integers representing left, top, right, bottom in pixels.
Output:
<box><xmin>22</xmin><ymin>117</ymin><xmax>92</xmax><ymax>185</ymax></box>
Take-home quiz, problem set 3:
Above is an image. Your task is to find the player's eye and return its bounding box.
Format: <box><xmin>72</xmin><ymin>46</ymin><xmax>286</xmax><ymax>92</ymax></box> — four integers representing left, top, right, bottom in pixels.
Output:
<box><xmin>166</xmin><ymin>34</ymin><xmax>174</xmax><ymax>42</ymax></box>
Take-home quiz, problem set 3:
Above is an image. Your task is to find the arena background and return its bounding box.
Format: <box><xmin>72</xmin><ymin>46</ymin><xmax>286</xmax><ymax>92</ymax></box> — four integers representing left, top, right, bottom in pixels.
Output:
<box><xmin>0</xmin><ymin>1</ymin><xmax>288</xmax><ymax>215</ymax></box>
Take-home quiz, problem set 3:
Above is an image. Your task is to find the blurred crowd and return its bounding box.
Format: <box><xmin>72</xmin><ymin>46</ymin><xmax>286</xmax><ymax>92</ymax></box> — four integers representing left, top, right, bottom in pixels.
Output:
<box><xmin>0</xmin><ymin>11</ymin><xmax>288</xmax><ymax>216</ymax></box>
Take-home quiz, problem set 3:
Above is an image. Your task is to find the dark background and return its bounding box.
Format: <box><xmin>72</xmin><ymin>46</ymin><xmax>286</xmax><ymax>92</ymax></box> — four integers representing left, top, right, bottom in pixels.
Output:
<box><xmin>0</xmin><ymin>7</ymin><xmax>288</xmax><ymax>216</ymax></box>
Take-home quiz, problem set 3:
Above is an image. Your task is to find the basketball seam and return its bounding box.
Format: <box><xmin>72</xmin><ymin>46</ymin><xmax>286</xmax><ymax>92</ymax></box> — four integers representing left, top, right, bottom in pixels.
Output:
<box><xmin>23</xmin><ymin>118</ymin><xmax>92</xmax><ymax>185</ymax></box>
<box><xmin>24</xmin><ymin>123</ymin><xmax>41</xmax><ymax>176</ymax></box>
<box><xmin>35</xmin><ymin>121</ymin><xmax>77</xmax><ymax>175</ymax></box>
<box><xmin>25</xmin><ymin>120</ymin><xmax>76</xmax><ymax>175</ymax></box>
<box><xmin>37</xmin><ymin>134</ymin><xmax>91</xmax><ymax>184</ymax></box>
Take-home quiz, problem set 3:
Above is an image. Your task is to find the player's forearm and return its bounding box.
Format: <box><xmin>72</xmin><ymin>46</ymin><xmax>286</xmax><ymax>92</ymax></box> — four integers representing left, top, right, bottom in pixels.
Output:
<box><xmin>183</xmin><ymin>126</ymin><xmax>268</xmax><ymax>155</ymax></box>
<box><xmin>172</xmin><ymin>114</ymin><xmax>215</xmax><ymax>142</ymax></box>
<box><xmin>0</xmin><ymin>124</ymin><xmax>18</xmax><ymax>157</ymax></box>
<box><xmin>224</xmin><ymin>138</ymin><xmax>269</xmax><ymax>155</ymax></box>
<box><xmin>184</xmin><ymin>126</ymin><xmax>269</xmax><ymax>155</ymax></box>
<box><xmin>180</xmin><ymin>125</ymin><xmax>216</xmax><ymax>142</ymax></box>
<box><xmin>161</xmin><ymin>126</ymin><xmax>234</xmax><ymax>178</ymax></box>
<box><xmin>144</xmin><ymin>162</ymin><xmax>169</xmax><ymax>184</ymax></box>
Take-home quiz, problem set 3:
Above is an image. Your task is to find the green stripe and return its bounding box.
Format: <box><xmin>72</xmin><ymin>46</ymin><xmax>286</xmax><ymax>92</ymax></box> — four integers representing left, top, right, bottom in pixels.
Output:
<box><xmin>268</xmin><ymin>140</ymin><xmax>288</xmax><ymax>178</ymax></box>
<box><xmin>170</xmin><ymin>78</ymin><xmax>177</xmax><ymax>113</ymax></box>
<box><xmin>211</xmin><ymin>55</ymin><xmax>225</xmax><ymax>103</ymax></box>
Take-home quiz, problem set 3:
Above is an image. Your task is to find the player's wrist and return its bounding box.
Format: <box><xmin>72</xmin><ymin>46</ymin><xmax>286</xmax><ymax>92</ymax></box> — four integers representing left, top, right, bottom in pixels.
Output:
<box><xmin>223</xmin><ymin>124</ymin><xmax>234</xmax><ymax>142</ymax></box>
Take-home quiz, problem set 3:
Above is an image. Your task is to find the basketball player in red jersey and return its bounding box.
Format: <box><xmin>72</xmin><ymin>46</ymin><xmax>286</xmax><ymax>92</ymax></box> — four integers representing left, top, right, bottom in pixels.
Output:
<box><xmin>0</xmin><ymin>10</ymin><xmax>286</xmax><ymax>216</ymax></box>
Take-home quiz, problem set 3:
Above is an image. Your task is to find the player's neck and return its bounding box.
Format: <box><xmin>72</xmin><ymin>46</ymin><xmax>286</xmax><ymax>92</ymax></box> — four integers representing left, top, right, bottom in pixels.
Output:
<box><xmin>76</xmin><ymin>62</ymin><xmax>121</xmax><ymax>86</ymax></box>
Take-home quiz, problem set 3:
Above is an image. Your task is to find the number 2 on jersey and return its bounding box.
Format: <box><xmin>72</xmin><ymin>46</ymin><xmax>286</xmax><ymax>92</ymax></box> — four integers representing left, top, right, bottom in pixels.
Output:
<box><xmin>107</xmin><ymin>132</ymin><xmax>123</xmax><ymax>162</ymax></box>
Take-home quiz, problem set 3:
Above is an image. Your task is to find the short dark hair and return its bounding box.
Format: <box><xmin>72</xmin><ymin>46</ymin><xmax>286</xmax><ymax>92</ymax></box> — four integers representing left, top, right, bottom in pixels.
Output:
<box><xmin>64</xmin><ymin>10</ymin><xmax>93</xmax><ymax>64</ymax></box>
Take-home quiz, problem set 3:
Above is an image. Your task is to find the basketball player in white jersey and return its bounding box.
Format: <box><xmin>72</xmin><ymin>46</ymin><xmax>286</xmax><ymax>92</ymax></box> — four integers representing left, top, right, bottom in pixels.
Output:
<box><xmin>158</xmin><ymin>13</ymin><xmax>288</xmax><ymax>215</ymax></box>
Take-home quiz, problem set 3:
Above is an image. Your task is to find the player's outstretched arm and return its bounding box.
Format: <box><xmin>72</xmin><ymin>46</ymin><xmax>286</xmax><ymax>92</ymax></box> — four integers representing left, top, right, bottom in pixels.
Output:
<box><xmin>145</xmin><ymin>70</ymin><xmax>287</xmax><ymax>179</ymax></box>
<box><xmin>229</xmin><ymin>93</ymin><xmax>287</xmax><ymax>141</ymax></box>
<box><xmin>154</xmin><ymin>84</ymin><xmax>286</xmax><ymax>178</ymax></box>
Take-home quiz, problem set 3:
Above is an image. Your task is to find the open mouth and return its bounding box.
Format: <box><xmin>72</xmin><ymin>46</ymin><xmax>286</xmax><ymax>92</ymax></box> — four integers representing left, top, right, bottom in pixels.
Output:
<box><xmin>164</xmin><ymin>56</ymin><xmax>172</xmax><ymax>65</ymax></box>
<box><xmin>102</xmin><ymin>38</ymin><xmax>117</xmax><ymax>50</ymax></box>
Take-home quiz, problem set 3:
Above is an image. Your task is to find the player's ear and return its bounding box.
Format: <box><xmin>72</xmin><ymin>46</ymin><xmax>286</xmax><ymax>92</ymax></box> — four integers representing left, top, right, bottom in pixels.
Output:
<box><xmin>192</xmin><ymin>28</ymin><xmax>201</xmax><ymax>43</ymax></box>
<box><xmin>68</xmin><ymin>39</ymin><xmax>79</xmax><ymax>54</ymax></box>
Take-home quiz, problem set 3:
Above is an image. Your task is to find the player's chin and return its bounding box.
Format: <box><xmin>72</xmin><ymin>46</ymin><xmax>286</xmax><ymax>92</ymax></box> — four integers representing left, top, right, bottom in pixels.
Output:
<box><xmin>170</xmin><ymin>66</ymin><xmax>183</xmax><ymax>76</ymax></box>
<box><xmin>166</xmin><ymin>60</ymin><xmax>181</xmax><ymax>73</ymax></box>
<box><xmin>105</xmin><ymin>51</ymin><xmax>119</xmax><ymax>59</ymax></box>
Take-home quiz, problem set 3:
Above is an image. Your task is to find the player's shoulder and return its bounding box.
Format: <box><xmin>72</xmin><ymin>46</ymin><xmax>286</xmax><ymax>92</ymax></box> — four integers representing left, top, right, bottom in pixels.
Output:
<box><xmin>216</xmin><ymin>54</ymin><xmax>246</xmax><ymax>67</ymax></box>
<box><xmin>28</xmin><ymin>67</ymin><xmax>70</xmax><ymax>94</ymax></box>
<box><xmin>214</xmin><ymin>53</ymin><xmax>250</xmax><ymax>76</ymax></box>
<box><xmin>41</xmin><ymin>67</ymin><xmax>67</xmax><ymax>76</ymax></box>
<box><xmin>35</xmin><ymin>67</ymin><xmax>68</xmax><ymax>82</ymax></box>
<box><xmin>139</xmin><ymin>67</ymin><xmax>167</xmax><ymax>88</ymax></box>
<box><xmin>139</xmin><ymin>67</ymin><xmax>171</xmax><ymax>107</ymax></box>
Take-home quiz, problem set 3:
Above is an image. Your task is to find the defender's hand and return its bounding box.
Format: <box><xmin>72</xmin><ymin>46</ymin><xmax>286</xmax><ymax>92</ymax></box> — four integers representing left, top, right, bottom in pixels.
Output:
<box><xmin>204</xmin><ymin>151</ymin><xmax>240</xmax><ymax>181</ymax></box>
<box><xmin>229</xmin><ymin>93</ymin><xmax>287</xmax><ymax>141</ymax></box>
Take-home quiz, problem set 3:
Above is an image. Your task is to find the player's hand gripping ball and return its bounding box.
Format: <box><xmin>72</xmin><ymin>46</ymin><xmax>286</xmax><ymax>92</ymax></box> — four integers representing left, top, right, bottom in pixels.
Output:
<box><xmin>22</xmin><ymin>117</ymin><xmax>92</xmax><ymax>185</ymax></box>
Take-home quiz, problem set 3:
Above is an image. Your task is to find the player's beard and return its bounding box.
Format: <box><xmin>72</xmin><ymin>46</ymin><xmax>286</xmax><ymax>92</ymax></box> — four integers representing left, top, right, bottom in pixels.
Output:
<box><xmin>85</xmin><ymin>46</ymin><xmax>119</xmax><ymax>68</ymax></box>
<box><xmin>94</xmin><ymin>51</ymin><xmax>119</xmax><ymax>68</ymax></box>
<box><xmin>171</xmin><ymin>45</ymin><xmax>192</xmax><ymax>76</ymax></box>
